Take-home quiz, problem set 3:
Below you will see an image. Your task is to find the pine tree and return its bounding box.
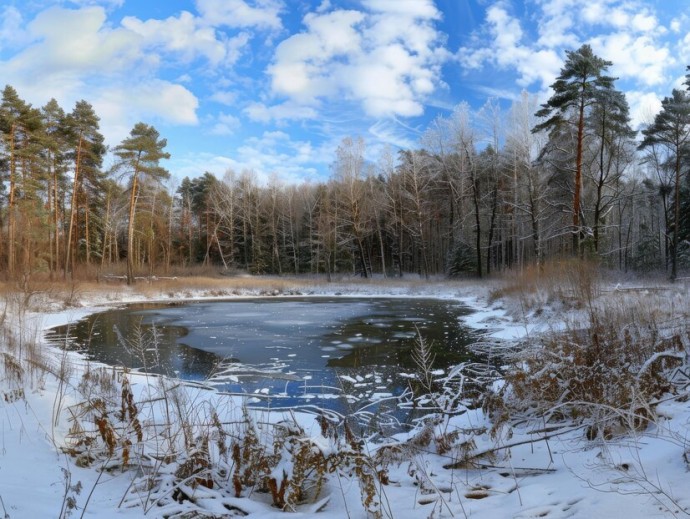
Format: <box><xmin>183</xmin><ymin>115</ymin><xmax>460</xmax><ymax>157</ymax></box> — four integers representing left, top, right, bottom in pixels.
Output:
<box><xmin>63</xmin><ymin>100</ymin><xmax>105</xmax><ymax>277</ymax></box>
<box><xmin>113</xmin><ymin>123</ymin><xmax>170</xmax><ymax>284</ymax></box>
<box><xmin>41</xmin><ymin>98</ymin><xmax>68</xmax><ymax>275</ymax></box>
<box><xmin>0</xmin><ymin>85</ymin><xmax>42</xmax><ymax>276</ymax></box>
<box><xmin>533</xmin><ymin>44</ymin><xmax>616</xmax><ymax>256</ymax></box>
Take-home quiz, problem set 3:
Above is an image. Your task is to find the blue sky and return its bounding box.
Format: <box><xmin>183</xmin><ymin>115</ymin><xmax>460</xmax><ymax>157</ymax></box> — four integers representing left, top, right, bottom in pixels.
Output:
<box><xmin>1</xmin><ymin>0</ymin><xmax>689</xmax><ymax>185</ymax></box>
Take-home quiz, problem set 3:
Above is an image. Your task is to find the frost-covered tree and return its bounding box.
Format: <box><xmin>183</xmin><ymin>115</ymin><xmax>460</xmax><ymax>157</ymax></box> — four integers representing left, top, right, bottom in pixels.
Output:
<box><xmin>638</xmin><ymin>89</ymin><xmax>690</xmax><ymax>281</ymax></box>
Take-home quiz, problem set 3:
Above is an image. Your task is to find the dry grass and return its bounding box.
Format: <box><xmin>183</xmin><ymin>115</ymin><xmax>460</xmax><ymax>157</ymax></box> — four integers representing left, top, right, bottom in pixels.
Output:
<box><xmin>490</xmin><ymin>258</ymin><xmax>601</xmax><ymax>316</ymax></box>
<box><xmin>486</xmin><ymin>265</ymin><xmax>690</xmax><ymax>440</ymax></box>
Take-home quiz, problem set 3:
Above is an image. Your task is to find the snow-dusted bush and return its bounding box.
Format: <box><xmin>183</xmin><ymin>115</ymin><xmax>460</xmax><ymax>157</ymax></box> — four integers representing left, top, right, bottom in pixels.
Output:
<box><xmin>486</xmin><ymin>310</ymin><xmax>689</xmax><ymax>439</ymax></box>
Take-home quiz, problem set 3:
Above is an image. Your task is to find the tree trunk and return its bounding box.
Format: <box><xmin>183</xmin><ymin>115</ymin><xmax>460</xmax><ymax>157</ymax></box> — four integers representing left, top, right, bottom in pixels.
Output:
<box><xmin>127</xmin><ymin>160</ymin><xmax>141</xmax><ymax>285</ymax></box>
<box><xmin>671</xmin><ymin>153</ymin><xmax>680</xmax><ymax>282</ymax></box>
<box><xmin>573</xmin><ymin>97</ymin><xmax>585</xmax><ymax>256</ymax></box>
<box><xmin>65</xmin><ymin>133</ymin><xmax>83</xmax><ymax>279</ymax></box>
<box><xmin>7</xmin><ymin>123</ymin><xmax>17</xmax><ymax>277</ymax></box>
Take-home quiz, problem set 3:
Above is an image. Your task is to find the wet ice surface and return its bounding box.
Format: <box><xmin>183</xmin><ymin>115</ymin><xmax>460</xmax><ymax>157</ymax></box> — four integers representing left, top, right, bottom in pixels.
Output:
<box><xmin>46</xmin><ymin>297</ymin><xmax>478</xmax><ymax>415</ymax></box>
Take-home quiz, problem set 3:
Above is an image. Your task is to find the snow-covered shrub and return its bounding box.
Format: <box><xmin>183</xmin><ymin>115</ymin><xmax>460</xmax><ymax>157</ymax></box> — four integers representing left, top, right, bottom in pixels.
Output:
<box><xmin>487</xmin><ymin>313</ymin><xmax>688</xmax><ymax>439</ymax></box>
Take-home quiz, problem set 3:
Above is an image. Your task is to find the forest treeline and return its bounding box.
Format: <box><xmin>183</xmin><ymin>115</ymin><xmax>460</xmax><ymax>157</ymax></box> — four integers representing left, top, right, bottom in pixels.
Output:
<box><xmin>1</xmin><ymin>45</ymin><xmax>689</xmax><ymax>283</ymax></box>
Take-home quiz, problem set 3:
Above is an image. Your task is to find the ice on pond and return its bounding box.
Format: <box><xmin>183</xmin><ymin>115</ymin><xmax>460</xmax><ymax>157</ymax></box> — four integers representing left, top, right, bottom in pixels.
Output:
<box><xmin>46</xmin><ymin>296</ymin><xmax>479</xmax><ymax>415</ymax></box>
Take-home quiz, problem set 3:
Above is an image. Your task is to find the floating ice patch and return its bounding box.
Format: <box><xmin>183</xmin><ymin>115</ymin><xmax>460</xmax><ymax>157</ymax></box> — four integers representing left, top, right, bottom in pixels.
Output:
<box><xmin>265</xmin><ymin>320</ymin><xmax>312</xmax><ymax>326</ymax></box>
<box><xmin>337</xmin><ymin>343</ymin><xmax>354</xmax><ymax>350</ymax></box>
<box><xmin>321</xmin><ymin>346</ymin><xmax>336</xmax><ymax>352</ymax></box>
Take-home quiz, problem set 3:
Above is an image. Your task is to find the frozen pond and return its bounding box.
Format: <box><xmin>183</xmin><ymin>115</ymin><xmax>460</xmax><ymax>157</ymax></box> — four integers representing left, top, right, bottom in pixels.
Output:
<box><xmin>46</xmin><ymin>297</ymin><xmax>479</xmax><ymax>414</ymax></box>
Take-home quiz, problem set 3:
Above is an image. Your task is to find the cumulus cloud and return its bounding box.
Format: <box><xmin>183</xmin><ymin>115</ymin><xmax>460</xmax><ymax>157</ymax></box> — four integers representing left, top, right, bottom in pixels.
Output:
<box><xmin>122</xmin><ymin>11</ymin><xmax>251</xmax><ymax>66</ymax></box>
<box><xmin>590</xmin><ymin>32</ymin><xmax>672</xmax><ymax>86</ymax></box>
<box><xmin>264</xmin><ymin>0</ymin><xmax>448</xmax><ymax>120</ymax></box>
<box><xmin>0</xmin><ymin>3</ymin><xmax>274</xmax><ymax>147</ymax></box>
<box><xmin>195</xmin><ymin>0</ymin><xmax>283</xmax><ymax>30</ymax></box>
<box><xmin>16</xmin><ymin>7</ymin><xmax>142</xmax><ymax>75</ymax></box>
<box><xmin>459</xmin><ymin>4</ymin><xmax>562</xmax><ymax>90</ymax></box>
<box><xmin>362</xmin><ymin>0</ymin><xmax>440</xmax><ymax>19</ymax></box>
<box><xmin>93</xmin><ymin>80</ymin><xmax>199</xmax><ymax>143</ymax></box>
<box><xmin>460</xmin><ymin>0</ymin><xmax>675</xmax><ymax>93</ymax></box>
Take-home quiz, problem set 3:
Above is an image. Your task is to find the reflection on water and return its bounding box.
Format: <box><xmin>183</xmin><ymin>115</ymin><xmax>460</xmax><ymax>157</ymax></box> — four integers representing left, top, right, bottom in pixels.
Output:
<box><xmin>45</xmin><ymin>297</ymin><xmax>479</xmax><ymax>414</ymax></box>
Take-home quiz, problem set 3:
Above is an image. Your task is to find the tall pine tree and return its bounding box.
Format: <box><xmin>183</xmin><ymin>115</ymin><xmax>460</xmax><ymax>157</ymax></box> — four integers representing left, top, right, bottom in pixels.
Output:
<box><xmin>533</xmin><ymin>45</ymin><xmax>616</xmax><ymax>255</ymax></box>
<box><xmin>113</xmin><ymin>123</ymin><xmax>170</xmax><ymax>284</ymax></box>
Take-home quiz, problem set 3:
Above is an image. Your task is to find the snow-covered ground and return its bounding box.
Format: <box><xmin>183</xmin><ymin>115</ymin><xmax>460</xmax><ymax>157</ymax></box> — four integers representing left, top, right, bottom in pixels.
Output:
<box><xmin>1</xmin><ymin>276</ymin><xmax>689</xmax><ymax>518</ymax></box>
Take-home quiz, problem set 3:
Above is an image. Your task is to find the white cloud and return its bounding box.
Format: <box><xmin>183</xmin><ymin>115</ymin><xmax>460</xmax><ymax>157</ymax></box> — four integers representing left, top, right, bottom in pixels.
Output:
<box><xmin>459</xmin><ymin>5</ymin><xmax>562</xmax><ymax>90</ymax></box>
<box><xmin>670</xmin><ymin>15</ymin><xmax>687</xmax><ymax>34</ymax></box>
<box><xmin>265</xmin><ymin>2</ymin><xmax>448</xmax><ymax>121</ymax></box>
<box><xmin>368</xmin><ymin>119</ymin><xmax>416</xmax><ymax>149</ymax></box>
<box><xmin>17</xmin><ymin>7</ymin><xmax>142</xmax><ymax>75</ymax></box>
<box><xmin>626</xmin><ymin>90</ymin><xmax>662</xmax><ymax>128</ymax></box>
<box><xmin>209</xmin><ymin>112</ymin><xmax>241</xmax><ymax>135</ymax></box>
<box><xmin>270</xmin><ymin>10</ymin><xmax>365</xmax><ymax>101</ymax></box>
<box><xmin>461</xmin><ymin>0</ymin><xmax>676</xmax><ymax>92</ymax></box>
<box><xmin>244</xmin><ymin>101</ymin><xmax>318</xmax><ymax>122</ymax></box>
<box><xmin>174</xmin><ymin>131</ymin><xmax>324</xmax><ymax>186</ymax></box>
<box><xmin>64</xmin><ymin>0</ymin><xmax>125</xmax><ymax>8</ymax></box>
<box><xmin>361</xmin><ymin>0</ymin><xmax>440</xmax><ymax>19</ymax></box>
<box><xmin>209</xmin><ymin>90</ymin><xmax>239</xmax><ymax>106</ymax></box>
<box><xmin>590</xmin><ymin>32</ymin><xmax>673</xmax><ymax>86</ymax></box>
<box><xmin>91</xmin><ymin>80</ymin><xmax>198</xmax><ymax>145</ymax></box>
<box><xmin>195</xmin><ymin>0</ymin><xmax>283</xmax><ymax>30</ymax></box>
<box><xmin>316</xmin><ymin>0</ymin><xmax>332</xmax><ymax>14</ymax></box>
<box><xmin>677</xmin><ymin>29</ymin><xmax>690</xmax><ymax>64</ymax></box>
<box><xmin>121</xmin><ymin>11</ymin><xmax>250</xmax><ymax>66</ymax></box>
<box><xmin>0</xmin><ymin>4</ymin><xmax>260</xmax><ymax>147</ymax></box>
<box><xmin>0</xmin><ymin>6</ymin><xmax>30</xmax><ymax>50</ymax></box>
